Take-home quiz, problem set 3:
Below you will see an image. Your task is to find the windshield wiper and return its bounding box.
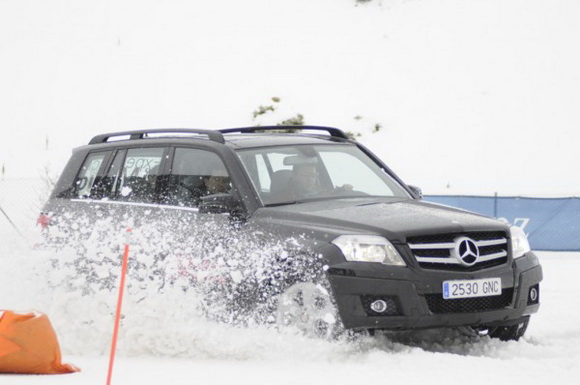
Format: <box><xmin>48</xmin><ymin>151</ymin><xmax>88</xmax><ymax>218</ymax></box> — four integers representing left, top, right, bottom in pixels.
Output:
<box><xmin>264</xmin><ymin>201</ymin><xmax>301</xmax><ymax>207</ymax></box>
<box><xmin>356</xmin><ymin>197</ymin><xmax>410</xmax><ymax>207</ymax></box>
<box><xmin>265</xmin><ymin>195</ymin><xmax>371</xmax><ymax>207</ymax></box>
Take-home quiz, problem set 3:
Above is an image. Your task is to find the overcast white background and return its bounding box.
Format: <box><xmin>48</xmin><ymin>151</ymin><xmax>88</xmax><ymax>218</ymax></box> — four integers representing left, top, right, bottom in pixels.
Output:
<box><xmin>1</xmin><ymin>0</ymin><xmax>578</xmax><ymax>196</ymax></box>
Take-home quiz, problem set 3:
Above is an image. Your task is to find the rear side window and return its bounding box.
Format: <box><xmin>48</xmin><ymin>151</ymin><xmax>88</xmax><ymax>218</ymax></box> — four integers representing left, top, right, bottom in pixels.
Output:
<box><xmin>72</xmin><ymin>147</ymin><xmax>166</xmax><ymax>202</ymax></box>
<box><xmin>113</xmin><ymin>148</ymin><xmax>165</xmax><ymax>203</ymax></box>
<box><xmin>72</xmin><ymin>152</ymin><xmax>109</xmax><ymax>198</ymax></box>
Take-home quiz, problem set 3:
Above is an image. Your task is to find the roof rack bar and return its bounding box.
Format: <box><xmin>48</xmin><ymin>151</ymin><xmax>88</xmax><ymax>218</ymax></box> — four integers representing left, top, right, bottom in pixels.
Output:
<box><xmin>88</xmin><ymin>129</ymin><xmax>225</xmax><ymax>145</ymax></box>
<box><xmin>218</xmin><ymin>126</ymin><xmax>349</xmax><ymax>140</ymax></box>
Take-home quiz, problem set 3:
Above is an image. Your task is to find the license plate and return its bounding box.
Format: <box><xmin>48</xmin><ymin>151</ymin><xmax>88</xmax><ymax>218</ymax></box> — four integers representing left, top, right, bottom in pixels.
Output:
<box><xmin>442</xmin><ymin>278</ymin><xmax>502</xmax><ymax>299</ymax></box>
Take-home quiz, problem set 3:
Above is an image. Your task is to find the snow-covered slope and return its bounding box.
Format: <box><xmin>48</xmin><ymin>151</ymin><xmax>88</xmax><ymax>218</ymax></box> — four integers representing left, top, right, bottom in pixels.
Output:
<box><xmin>1</xmin><ymin>0</ymin><xmax>579</xmax><ymax>195</ymax></box>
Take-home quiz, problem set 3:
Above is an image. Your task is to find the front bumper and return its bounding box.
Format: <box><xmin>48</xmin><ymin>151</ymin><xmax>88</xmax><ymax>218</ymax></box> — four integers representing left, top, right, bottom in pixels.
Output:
<box><xmin>326</xmin><ymin>251</ymin><xmax>543</xmax><ymax>330</ymax></box>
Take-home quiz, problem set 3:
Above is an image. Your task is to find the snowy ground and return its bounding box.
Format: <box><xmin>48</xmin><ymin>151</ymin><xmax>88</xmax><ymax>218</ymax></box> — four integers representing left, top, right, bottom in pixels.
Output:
<box><xmin>1</xmin><ymin>227</ymin><xmax>578</xmax><ymax>384</ymax></box>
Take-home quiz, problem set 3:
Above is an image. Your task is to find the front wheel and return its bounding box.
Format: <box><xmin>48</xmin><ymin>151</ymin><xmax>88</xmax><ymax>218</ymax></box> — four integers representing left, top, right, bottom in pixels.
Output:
<box><xmin>275</xmin><ymin>282</ymin><xmax>343</xmax><ymax>339</ymax></box>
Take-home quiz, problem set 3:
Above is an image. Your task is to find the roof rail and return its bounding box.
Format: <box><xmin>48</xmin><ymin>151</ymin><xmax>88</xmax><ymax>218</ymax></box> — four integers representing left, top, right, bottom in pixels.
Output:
<box><xmin>88</xmin><ymin>129</ymin><xmax>225</xmax><ymax>145</ymax></box>
<box><xmin>218</xmin><ymin>126</ymin><xmax>349</xmax><ymax>140</ymax></box>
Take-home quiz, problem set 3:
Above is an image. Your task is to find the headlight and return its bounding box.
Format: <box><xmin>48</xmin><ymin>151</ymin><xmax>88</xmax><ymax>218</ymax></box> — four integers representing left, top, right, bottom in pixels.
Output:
<box><xmin>510</xmin><ymin>226</ymin><xmax>531</xmax><ymax>259</ymax></box>
<box><xmin>331</xmin><ymin>235</ymin><xmax>406</xmax><ymax>266</ymax></box>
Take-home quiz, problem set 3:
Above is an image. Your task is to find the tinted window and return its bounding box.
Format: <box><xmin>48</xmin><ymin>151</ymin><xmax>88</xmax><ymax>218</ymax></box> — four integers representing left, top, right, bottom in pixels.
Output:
<box><xmin>159</xmin><ymin>148</ymin><xmax>231</xmax><ymax>208</ymax></box>
<box><xmin>111</xmin><ymin>148</ymin><xmax>165</xmax><ymax>203</ymax></box>
<box><xmin>72</xmin><ymin>152</ymin><xmax>110</xmax><ymax>198</ymax></box>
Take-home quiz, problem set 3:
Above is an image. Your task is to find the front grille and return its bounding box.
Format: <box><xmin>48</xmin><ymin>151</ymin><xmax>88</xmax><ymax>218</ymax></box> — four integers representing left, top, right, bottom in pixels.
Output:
<box><xmin>407</xmin><ymin>231</ymin><xmax>509</xmax><ymax>271</ymax></box>
<box><xmin>424</xmin><ymin>288</ymin><xmax>513</xmax><ymax>314</ymax></box>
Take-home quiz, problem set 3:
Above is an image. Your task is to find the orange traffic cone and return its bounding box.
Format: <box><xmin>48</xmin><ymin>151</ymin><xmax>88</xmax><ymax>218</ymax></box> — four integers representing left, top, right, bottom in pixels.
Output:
<box><xmin>0</xmin><ymin>310</ymin><xmax>79</xmax><ymax>374</ymax></box>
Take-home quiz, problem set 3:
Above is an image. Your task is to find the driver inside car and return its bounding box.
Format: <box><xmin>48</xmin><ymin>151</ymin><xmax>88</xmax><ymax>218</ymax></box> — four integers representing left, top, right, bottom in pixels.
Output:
<box><xmin>290</xmin><ymin>163</ymin><xmax>320</xmax><ymax>198</ymax></box>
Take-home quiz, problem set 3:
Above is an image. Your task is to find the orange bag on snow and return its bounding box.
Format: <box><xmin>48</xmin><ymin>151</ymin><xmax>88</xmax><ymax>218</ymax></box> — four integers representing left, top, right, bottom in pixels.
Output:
<box><xmin>0</xmin><ymin>310</ymin><xmax>79</xmax><ymax>374</ymax></box>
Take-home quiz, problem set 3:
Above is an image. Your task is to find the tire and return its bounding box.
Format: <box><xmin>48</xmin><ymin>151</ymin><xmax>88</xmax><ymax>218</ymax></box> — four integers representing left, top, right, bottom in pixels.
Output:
<box><xmin>275</xmin><ymin>282</ymin><xmax>343</xmax><ymax>339</ymax></box>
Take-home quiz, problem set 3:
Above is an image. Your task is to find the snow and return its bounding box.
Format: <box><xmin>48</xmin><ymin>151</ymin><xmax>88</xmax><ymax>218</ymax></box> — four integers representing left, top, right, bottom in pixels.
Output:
<box><xmin>1</xmin><ymin>0</ymin><xmax>580</xmax><ymax>384</ymax></box>
<box><xmin>1</xmin><ymin>229</ymin><xmax>579</xmax><ymax>384</ymax></box>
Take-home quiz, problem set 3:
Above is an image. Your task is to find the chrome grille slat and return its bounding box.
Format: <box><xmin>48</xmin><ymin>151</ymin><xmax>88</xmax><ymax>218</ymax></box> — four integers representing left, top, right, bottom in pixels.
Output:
<box><xmin>415</xmin><ymin>257</ymin><xmax>461</xmax><ymax>264</ymax></box>
<box><xmin>477</xmin><ymin>250</ymin><xmax>508</xmax><ymax>262</ymax></box>
<box><xmin>407</xmin><ymin>232</ymin><xmax>509</xmax><ymax>271</ymax></box>
<box><xmin>475</xmin><ymin>238</ymin><xmax>507</xmax><ymax>247</ymax></box>
<box><xmin>409</xmin><ymin>238</ymin><xmax>507</xmax><ymax>250</ymax></box>
<box><xmin>408</xmin><ymin>242</ymin><xmax>456</xmax><ymax>250</ymax></box>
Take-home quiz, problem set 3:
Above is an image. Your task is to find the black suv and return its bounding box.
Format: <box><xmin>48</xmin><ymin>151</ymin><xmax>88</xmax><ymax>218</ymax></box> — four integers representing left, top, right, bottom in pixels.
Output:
<box><xmin>41</xmin><ymin>126</ymin><xmax>542</xmax><ymax>341</ymax></box>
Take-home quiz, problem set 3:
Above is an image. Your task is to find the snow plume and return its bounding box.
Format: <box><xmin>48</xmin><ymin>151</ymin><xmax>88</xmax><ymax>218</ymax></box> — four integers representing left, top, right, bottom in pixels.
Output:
<box><xmin>22</xmin><ymin>207</ymin><xmax>328</xmax><ymax>356</ymax></box>
<box><xmin>4</xmin><ymin>208</ymin><xmax>578</xmax><ymax>373</ymax></box>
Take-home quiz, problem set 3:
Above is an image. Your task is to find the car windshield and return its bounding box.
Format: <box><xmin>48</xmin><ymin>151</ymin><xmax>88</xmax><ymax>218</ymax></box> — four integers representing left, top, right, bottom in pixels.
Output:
<box><xmin>236</xmin><ymin>144</ymin><xmax>411</xmax><ymax>206</ymax></box>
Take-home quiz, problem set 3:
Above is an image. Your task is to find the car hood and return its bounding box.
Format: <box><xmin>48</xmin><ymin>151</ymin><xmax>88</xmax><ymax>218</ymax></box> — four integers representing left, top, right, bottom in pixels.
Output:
<box><xmin>253</xmin><ymin>198</ymin><xmax>509</xmax><ymax>243</ymax></box>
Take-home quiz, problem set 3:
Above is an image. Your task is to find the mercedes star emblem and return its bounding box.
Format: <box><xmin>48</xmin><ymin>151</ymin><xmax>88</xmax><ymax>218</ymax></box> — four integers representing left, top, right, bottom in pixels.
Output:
<box><xmin>453</xmin><ymin>236</ymin><xmax>480</xmax><ymax>266</ymax></box>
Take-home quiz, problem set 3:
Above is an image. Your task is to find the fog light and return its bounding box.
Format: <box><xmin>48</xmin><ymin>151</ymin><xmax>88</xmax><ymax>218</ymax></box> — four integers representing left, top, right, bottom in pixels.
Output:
<box><xmin>370</xmin><ymin>300</ymin><xmax>388</xmax><ymax>313</ymax></box>
<box><xmin>527</xmin><ymin>284</ymin><xmax>540</xmax><ymax>305</ymax></box>
<box><xmin>530</xmin><ymin>288</ymin><xmax>538</xmax><ymax>302</ymax></box>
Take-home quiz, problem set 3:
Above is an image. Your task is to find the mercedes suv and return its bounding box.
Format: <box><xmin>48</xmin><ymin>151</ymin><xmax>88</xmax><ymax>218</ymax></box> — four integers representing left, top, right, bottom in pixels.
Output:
<box><xmin>41</xmin><ymin>126</ymin><xmax>542</xmax><ymax>341</ymax></box>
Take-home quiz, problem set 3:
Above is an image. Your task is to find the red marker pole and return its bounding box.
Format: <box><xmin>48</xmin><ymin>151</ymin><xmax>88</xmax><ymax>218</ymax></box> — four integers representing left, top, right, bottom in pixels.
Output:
<box><xmin>106</xmin><ymin>228</ymin><xmax>132</xmax><ymax>385</ymax></box>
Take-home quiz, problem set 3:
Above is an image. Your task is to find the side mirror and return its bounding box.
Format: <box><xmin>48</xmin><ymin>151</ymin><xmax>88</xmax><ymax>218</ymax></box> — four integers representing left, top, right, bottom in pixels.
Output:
<box><xmin>407</xmin><ymin>185</ymin><xmax>423</xmax><ymax>199</ymax></box>
<box><xmin>199</xmin><ymin>193</ymin><xmax>243</xmax><ymax>216</ymax></box>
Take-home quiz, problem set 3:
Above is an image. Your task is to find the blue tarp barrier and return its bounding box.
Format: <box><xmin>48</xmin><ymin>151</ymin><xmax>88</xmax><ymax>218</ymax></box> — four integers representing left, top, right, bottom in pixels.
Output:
<box><xmin>423</xmin><ymin>196</ymin><xmax>580</xmax><ymax>251</ymax></box>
